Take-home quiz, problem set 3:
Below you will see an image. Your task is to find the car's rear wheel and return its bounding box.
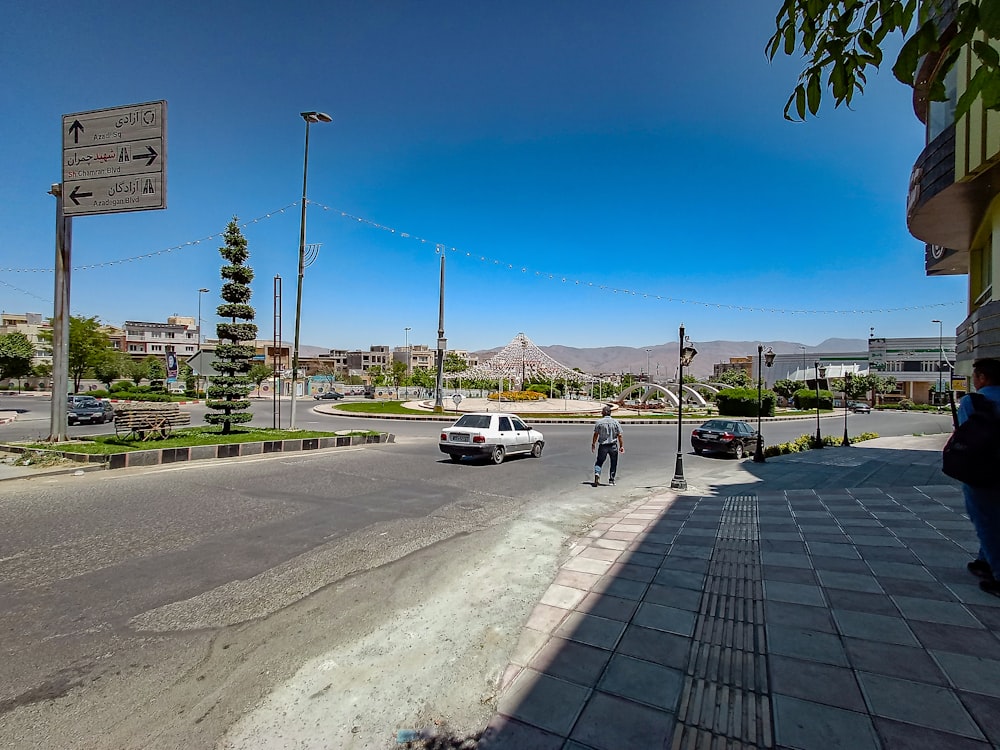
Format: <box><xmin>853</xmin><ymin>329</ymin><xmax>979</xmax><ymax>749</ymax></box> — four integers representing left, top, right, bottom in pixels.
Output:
<box><xmin>531</xmin><ymin>441</ymin><xmax>543</xmax><ymax>458</ymax></box>
<box><xmin>733</xmin><ymin>442</ymin><xmax>744</xmax><ymax>459</ymax></box>
<box><xmin>693</xmin><ymin>446</ymin><xmax>703</xmax><ymax>455</ymax></box>
<box><xmin>491</xmin><ymin>445</ymin><xmax>505</xmax><ymax>464</ymax></box>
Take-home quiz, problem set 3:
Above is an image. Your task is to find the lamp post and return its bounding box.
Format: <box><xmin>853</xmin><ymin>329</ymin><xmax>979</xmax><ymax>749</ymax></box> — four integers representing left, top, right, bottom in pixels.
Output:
<box><xmin>197</xmin><ymin>288</ymin><xmax>209</xmax><ymax>345</ymax></box>
<box><xmin>753</xmin><ymin>345</ymin><xmax>776</xmax><ymax>463</ymax></box>
<box><xmin>404</xmin><ymin>326</ymin><xmax>411</xmax><ymax>377</ymax></box>
<box><xmin>931</xmin><ymin>319</ymin><xmax>943</xmax><ymax>402</ymax></box>
<box><xmin>670</xmin><ymin>325</ymin><xmax>697</xmax><ymax>490</ymax></box>
<box><xmin>814</xmin><ymin>361</ymin><xmax>827</xmax><ymax>448</ymax></box>
<box><xmin>645</xmin><ymin>349</ymin><xmax>651</xmax><ymax>381</ymax></box>
<box><xmin>842</xmin><ymin>370</ymin><xmax>853</xmax><ymax>447</ymax></box>
<box><xmin>289</xmin><ymin>110</ymin><xmax>332</xmax><ymax>431</ymax></box>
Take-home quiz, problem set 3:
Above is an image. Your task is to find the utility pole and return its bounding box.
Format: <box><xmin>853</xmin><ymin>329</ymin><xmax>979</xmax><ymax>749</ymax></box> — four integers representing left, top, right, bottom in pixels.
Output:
<box><xmin>48</xmin><ymin>183</ymin><xmax>71</xmax><ymax>442</ymax></box>
<box><xmin>434</xmin><ymin>253</ymin><xmax>446</xmax><ymax>413</ymax></box>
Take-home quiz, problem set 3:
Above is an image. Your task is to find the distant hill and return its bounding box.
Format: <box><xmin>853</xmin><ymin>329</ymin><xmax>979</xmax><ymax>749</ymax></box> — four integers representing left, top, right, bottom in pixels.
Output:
<box><xmin>473</xmin><ymin>338</ymin><xmax>868</xmax><ymax>380</ymax></box>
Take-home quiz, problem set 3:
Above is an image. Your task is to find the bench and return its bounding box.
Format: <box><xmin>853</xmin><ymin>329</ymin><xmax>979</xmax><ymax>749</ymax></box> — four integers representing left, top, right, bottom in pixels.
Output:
<box><xmin>113</xmin><ymin>403</ymin><xmax>192</xmax><ymax>440</ymax></box>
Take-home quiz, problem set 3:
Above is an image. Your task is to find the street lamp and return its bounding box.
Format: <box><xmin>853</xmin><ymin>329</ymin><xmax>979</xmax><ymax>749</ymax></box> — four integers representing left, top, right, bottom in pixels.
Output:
<box><xmin>521</xmin><ymin>335</ymin><xmax>527</xmax><ymax>391</ymax></box>
<box><xmin>842</xmin><ymin>370</ymin><xmax>853</xmax><ymax>447</ymax></box>
<box><xmin>197</xmin><ymin>288</ymin><xmax>209</xmax><ymax>345</ymax></box>
<box><xmin>670</xmin><ymin>325</ymin><xmax>698</xmax><ymax>490</ymax></box>
<box><xmin>931</xmin><ymin>319</ymin><xmax>944</xmax><ymax>402</ymax></box>
<box><xmin>814</xmin><ymin>361</ymin><xmax>827</xmax><ymax>449</ymax></box>
<box><xmin>404</xmin><ymin>326</ymin><xmax>411</xmax><ymax>377</ymax></box>
<box><xmin>290</xmin><ymin>110</ymin><xmax>332</xmax><ymax>430</ymax></box>
<box><xmin>645</xmin><ymin>349</ymin><xmax>651</xmax><ymax>381</ymax></box>
<box><xmin>753</xmin><ymin>345</ymin><xmax>776</xmax><ymax>463</ymax></box>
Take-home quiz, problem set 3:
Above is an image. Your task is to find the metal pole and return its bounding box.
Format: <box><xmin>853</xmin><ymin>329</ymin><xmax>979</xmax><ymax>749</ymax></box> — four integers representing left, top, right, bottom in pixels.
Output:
<box><xmin>753</xmin><ymin>344</ymin><xmax>765</xmax><ymax>463</ymax></box>
<box><xmin>670</xmin><ymin>325</ymin><xmax>688</xmax><ymax>490</ymax></box>
<box><xmin>814</xmin><ymin>360</ymin><xmax>823</xmax><ymax>449</ymax></box>
<box><xmin>48</xmin><ymin>184</ymin><xmax>70</xmax><ymax>442</ymax></box>
<box><xmin>273</xmin><ymin>275</ymin><xmax>282</xmax><ymax>429</ymax></box>
<box><xmin>842</xmin><ymin>375</ymin><xmax>851</xmax><ymax>447</ymax></box>
<box><xmin>434</xmin><ymin>254</ymin><xmax>445</xmax><ymax>412</ymax></box>
<box><xmin>289</xmin><ymin>119</ymin><xmax>311</xmax><ymax>430</ymax></box>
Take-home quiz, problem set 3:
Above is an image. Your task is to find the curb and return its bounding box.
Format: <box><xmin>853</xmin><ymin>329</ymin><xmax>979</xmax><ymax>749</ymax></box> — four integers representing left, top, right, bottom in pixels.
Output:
<box><xmin>0</xmin><ymin>432</ymin><xmax>395</xmax><ymax>478</ymax></box>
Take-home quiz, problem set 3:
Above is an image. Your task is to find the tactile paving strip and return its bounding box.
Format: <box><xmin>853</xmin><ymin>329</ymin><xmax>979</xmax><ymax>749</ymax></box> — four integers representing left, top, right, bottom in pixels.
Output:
<box><xmin>671</xmin><ymin>495</ymin><xmax>773</xmax><ymax>749</ymax></box>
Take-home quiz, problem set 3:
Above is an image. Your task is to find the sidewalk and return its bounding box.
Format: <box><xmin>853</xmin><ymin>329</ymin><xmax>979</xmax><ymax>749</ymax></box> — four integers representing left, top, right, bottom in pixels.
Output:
<box><xmin>479</xmin><ymin>434</ymin><xmax>1000</xmax><ymax>749</ymax></box>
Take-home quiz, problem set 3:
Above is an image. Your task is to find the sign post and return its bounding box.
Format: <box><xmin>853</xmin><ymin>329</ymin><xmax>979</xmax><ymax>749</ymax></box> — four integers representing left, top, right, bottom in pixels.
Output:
<box><xmin>48</xmin><ymin>100</ymin><xmax>168</xmax><ymax>441</ymax></box>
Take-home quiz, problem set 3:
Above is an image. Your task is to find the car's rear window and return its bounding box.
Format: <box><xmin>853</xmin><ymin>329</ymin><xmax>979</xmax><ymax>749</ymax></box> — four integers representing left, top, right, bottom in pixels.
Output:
<box><xmin>701</xmin><ymin>420</ymin><xmax>737</xmax><ymax>431</ymax></box>
<box><xmin>454</xmin><ymin>415</ymin><xmax>491</xmax><ymax>429</ymax></box>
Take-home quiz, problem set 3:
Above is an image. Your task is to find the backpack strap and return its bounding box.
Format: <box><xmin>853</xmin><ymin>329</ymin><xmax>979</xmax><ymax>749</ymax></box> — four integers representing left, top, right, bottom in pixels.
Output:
<box><xmin>968</xmin><ymin>392</ymin><xmax>996</xmax><ymax>417</ymax></box>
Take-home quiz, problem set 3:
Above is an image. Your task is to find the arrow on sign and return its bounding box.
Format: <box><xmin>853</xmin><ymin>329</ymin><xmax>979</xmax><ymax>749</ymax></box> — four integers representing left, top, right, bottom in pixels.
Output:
<box><xmin>68</xmin><ymin>120</ymin><xmax>84</xmax><ymax>144</ymax></box>
<box><xmin>69</xmin><ymin>185</ymin><xmax>93</xmax><ymax>205</ymax></box>
<box><xmin>138</xmin><ymin>145</ymin><xmax>158</xmax><ymax>166</ymax></box>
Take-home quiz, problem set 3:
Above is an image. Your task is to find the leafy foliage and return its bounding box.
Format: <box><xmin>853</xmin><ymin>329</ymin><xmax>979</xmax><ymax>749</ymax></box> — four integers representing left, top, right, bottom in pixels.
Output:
<box><xmin>0</xmin><ymin>331</ymin><xmax>34</xmax><ymax>381</ymax></box>
<box><xmin>714</xmin><ymin>368</ymin><xmax>753</xmax><ymax>388</ymax></box>
<box><xmin>206</xmin><ymin>219</ymin><xmax>257</xmax><ymax>434</ymax></box>
<box><xmin>38</xmin><ymin>315</ymin><xmax>114</xmax><ymax>393</ymax></box>
<box><xmin>772</xmin><ymin>378</ymin><xmax>804</xmax><ymax>399</ymax></box>
<box><xmin>768</xmin><ymin>0</ymin><xmax>1000</xmax><ymax>120</ymax></box>
<box><xmin>715</xmin><ymin>387</ymin><xmax>776</xmax><ymax>417</ymax></box>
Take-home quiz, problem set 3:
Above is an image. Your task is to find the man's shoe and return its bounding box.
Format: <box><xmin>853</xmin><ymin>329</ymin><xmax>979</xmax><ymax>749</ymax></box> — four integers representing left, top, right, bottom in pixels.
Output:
<box><xmin>980</xmin><ymin>579</ymin><xmax>1000</xmax><ymax>597</ymax></box>
<box><xmin>968</xmin><ymin>559</ymin><xmax>993</xmax><ymax>579</ymax></box>
<box><xmin>593</xmin><ymin>474</ymin><xmax>600</xmax><ymax>487</ymax></box>
<box><xmin>609</xmin><ymin>478</ymin><xmax>615</xmax><ymax>485</ymax></box>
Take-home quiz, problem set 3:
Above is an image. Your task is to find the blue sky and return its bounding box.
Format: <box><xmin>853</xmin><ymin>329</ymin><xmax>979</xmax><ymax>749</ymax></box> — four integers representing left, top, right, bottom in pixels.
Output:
<box><xmin>1</xmin><ymin>1</ymin><xmax>966</xmax><ymax>352</ymax></box>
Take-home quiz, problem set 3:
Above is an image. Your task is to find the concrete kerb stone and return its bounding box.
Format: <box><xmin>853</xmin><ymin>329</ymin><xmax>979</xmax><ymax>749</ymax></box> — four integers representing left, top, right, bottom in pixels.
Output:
<box><xmin>0</xmin><ymin>432</ymin><xmax>394</xmax><ymax>479</ymax></box>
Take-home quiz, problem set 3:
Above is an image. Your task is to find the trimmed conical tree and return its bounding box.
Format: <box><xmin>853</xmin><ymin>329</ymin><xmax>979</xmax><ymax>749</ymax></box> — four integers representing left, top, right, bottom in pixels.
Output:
<box><xmin>205</xmin><ymin>218</ymin><xmax>257</xmax><ymax>434</ymax></box>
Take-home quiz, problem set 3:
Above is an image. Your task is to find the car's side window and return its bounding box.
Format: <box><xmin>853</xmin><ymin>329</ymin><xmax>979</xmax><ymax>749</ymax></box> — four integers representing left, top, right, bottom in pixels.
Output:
<box><xmin>499</xmin><ymin>417</ymin><xmax>512</xmax><ymax>432</ymax></box>
<box><xmin>512</xmin><ymin>418</ymin><xmax>527</xmax><ymax>431</ymax></box>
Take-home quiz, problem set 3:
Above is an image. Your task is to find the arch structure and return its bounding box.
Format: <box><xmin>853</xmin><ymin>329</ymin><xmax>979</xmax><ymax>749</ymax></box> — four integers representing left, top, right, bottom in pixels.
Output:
<box><xmin>618</xmin><ymin>383</ymin><xmax>710</xmax><ymax>407</ymax></box>
<box><xmin>451</xmin><ymin>332</ymin><xmax>597</xmax><ymax>385</ymax></box>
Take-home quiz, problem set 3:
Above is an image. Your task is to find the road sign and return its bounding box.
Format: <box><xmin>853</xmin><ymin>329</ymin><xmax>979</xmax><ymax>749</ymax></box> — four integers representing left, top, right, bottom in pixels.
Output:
<box><xmin>62</xmin><ymin>100</ymin><xmax>167</xmax><ymax>216</ymax></box>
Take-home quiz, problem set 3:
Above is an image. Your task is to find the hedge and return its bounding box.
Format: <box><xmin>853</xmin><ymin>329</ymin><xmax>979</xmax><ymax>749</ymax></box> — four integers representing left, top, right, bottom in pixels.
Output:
<box><xmin>716</xmin><ymin>387</ymin><xmax>776</xmax><ymax>417</ymax></box>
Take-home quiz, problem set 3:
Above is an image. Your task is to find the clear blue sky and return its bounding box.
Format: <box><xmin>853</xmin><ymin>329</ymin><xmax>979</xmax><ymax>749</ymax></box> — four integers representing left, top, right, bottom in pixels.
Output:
<box><xmin>1</xmin><ymin>1</ymin><xmax>966</xmax><ymax>353</ymax></box>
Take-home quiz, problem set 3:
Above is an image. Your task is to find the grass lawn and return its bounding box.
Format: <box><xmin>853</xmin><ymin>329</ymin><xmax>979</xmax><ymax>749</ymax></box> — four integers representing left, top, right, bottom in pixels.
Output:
<box><xmin>12</xmin><ymin>426</ymin><xmax>375</xmax><ymax>455</ymax></box>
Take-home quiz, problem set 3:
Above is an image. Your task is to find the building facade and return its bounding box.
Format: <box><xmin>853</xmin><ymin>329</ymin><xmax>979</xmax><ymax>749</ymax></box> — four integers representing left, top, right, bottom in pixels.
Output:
<box><xmin>124</xmin><ymin>317</ymin><xmax>198</xmax><ymax>360</ymax></box>
<box><xmin>908</xmin><ymin>4</ymin><xmax>1000</xmax><ymax>375</ymax></box>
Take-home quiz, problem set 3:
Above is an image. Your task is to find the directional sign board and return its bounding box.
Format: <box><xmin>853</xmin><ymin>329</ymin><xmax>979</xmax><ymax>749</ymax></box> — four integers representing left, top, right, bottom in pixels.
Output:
<box><xmin>62</xmin><ymin>100</ymin><xmax>167</xmax><ymax>216</ymax></box>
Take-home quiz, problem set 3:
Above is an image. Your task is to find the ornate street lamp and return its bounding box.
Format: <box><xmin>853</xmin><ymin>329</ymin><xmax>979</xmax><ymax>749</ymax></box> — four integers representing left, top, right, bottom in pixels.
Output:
<box><xmin>753</xmin><ymin>345</ymin><xmax>776</xmax><ymax>463</ymax></box>
<box><xmin>814</xmin><ymin>361</ymin><xmax>827</xmax><ymax>448</ymax></box>
<box><xmin>290</xmin><ymin>110</ymin><xmax>332</xmax><ymax>430</ymax></box>
<box><xmin>670</xmin><ymin>325</ymin><xmax>698</xmax><ymax>490</ymax></box>
<box><xmin>931</xmin><ymin>319</ymin><xmax>944</xmax><ymax>403</ymax></box>
<box><xmin>197</xmin><ymin>287</ymin><xmax>209</xmax><ymax>346</ymax></box>
<box><xmin>842</xmin><ymin>370</ymin><xmax>853</xmax><ymax>447</ymax></box>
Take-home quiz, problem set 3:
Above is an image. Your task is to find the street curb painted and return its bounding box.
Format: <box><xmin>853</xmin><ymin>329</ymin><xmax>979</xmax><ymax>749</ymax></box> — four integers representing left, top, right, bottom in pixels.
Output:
<box><xmin>0</xmin><ymin>432</ymin><xmax>395</xmax><ymax>477</ymax></box>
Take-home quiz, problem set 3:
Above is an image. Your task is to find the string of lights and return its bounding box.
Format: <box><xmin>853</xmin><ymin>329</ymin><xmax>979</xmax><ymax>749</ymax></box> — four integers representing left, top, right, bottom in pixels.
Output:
<box><xmin>312</xmin><ymin>200</ymin><xmax>964</xmax><ymax>316</ymax></box>
<box><xmin>0</xmin><ymin>197</ymin><xmax>964</xmax><ymax>316</ymax></box>
<box><xmin>0</xmin><ymin>203</ymin><xmax>297</xmax><ymax>274</ymax></box>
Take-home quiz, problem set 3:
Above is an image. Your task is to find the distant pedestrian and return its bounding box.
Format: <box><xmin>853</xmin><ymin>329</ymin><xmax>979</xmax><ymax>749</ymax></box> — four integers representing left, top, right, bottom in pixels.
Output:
<box><xmin>592</xmin><ymin>405</ymin><xmax>624</xmax><ymax>486</ymax></box>
<box><xmin>957</xmin><ymin>359</ymin><xmax>1000</xmax><ymax>596</ymax></box>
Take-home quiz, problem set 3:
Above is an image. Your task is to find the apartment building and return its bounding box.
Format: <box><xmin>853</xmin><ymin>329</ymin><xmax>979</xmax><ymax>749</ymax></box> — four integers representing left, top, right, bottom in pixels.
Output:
<box><xmin>908</xmin><ymin>4</ymin><xmax>1000</xmax><ymax>374</ymax></box>
<box><xmin>0</xmin><ymin>312</ymin><xmax>51</xmax><ymax>366</ymax></box>
<box><xmin>124</xmin><ymin>317</ymin><xmax>198</xmax><ymax>360</ymax></box>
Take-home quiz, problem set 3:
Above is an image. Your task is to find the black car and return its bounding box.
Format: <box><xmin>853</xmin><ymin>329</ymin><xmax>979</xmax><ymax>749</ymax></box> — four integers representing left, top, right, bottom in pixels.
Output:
<box><xmin>691</xmin><ymin>419</ymin><xmax>758</xmax><ymax>459</ymax></box>
<box><xmin>68</xmin><ymin>396</ymin><xmax>115</xmax><ymax>425</ymax></box>
<box><xmin>313</xmin><ymin>391</ymin><xmax>344</xmax><ymax>400</ymax></box>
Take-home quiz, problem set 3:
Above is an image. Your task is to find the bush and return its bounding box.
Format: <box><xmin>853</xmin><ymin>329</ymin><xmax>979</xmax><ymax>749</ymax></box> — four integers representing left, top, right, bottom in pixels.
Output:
<box><xmin>763</xmin><ymin>431</ymin><xmax>880</xmax><ymax>456</ymax></box>
<box><xmin>716</xmin><ymin>387</ymin><xmax>776</xmax><ymax>417</ymax></box>
<box><xmin>794</xmin><ymin>388</ymin><xmax>835</xmax><ymax>410</ymax></box>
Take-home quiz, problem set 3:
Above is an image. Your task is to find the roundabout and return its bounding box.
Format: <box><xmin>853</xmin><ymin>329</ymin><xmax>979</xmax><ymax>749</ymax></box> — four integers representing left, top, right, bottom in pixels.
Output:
<box><xmin>399</xmin><ymin>395</ymin><xmax>610</xmax><ymax>415</ymax></box>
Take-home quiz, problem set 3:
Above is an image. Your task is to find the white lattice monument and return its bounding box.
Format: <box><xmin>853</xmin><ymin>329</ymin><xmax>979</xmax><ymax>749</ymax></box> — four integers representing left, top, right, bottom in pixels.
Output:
<box><xmin>454</xmin><ymin>332</ymin><xmax>597</xmax><ymax>389</ymax></box>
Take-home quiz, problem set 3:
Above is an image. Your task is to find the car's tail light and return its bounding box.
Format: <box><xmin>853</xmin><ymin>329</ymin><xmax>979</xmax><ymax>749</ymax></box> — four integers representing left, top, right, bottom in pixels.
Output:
<box><xmin>473</xmin><ymin>435</ymin><xmax>486</xmax><ymax>443</ymax></box>
<box><xmin>721</xmin><ymin>432</ymin><xmax>734</xmax><ymax>441</ymax></box>
<box><xmin>440</xmin><ymin>433</ymin><xmax>447</xmax><ymax>440</ymax></box>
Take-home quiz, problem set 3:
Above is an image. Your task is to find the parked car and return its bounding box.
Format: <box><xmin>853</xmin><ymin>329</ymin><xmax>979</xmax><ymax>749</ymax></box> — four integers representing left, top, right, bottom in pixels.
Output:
<box><xmin>849</xmin><ymin>401</ymin><xmax>872</xmax><ymax>414</ymax></box>
<box><xmin>691</xmin><ymin>418</ymin><xmax>758</xmax><ymax>459</ymax></box>
<box><xmin>313</xmin><ymin>391</ymin><xmax>344</xmax><ymax>400</ymax></box>
<box><xmin>67</xmin><ymin>395</ymin><xmax>115</xmax><ymax>425</ymax></box>
<box><xmin>439</xmin><ymin>412</ymin><xmax>544</xmax><ymax>464</ymax></box>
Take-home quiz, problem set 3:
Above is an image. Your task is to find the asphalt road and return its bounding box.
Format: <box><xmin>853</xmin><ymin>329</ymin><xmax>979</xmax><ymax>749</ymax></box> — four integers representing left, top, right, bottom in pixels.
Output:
<box><xmin>0</xmin><ymin>397</ymin><xmax>954</xmax><ymax>748</ymax></box>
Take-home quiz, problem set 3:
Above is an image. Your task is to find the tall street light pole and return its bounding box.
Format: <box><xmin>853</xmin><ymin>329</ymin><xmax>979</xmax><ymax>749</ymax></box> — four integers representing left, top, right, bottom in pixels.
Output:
<box><xmin>434</xmin><ymin>253</ymin><xmax>446</xmax><ymax>413</ymax></box>
<box><xmin>289</xmin><ymin>111</ymin><xmax>332</xmax><ymax>430</ymax></box>
<box><xmin>670</xmin><ymin>325</ymin><xmax>697</xmax><ymax>490</ymax></box>
<box><xmin>753</xmin><ymin>345</ymin><xmax>775</xmax><ymax>463</ymax></box>
<box><xmin>197</xmin><ymin>288</ymin><xmax>209</xmax><ymax>345</ymax></box>
<box><xmin>931</xmin><ymin>319</ymin><xmax>943</xmax><ymax>401</ymax></box>
<box><xmin>404</xmin><ymin>326</ymin><xmax>411</xmax><ymax>377</ymax></box>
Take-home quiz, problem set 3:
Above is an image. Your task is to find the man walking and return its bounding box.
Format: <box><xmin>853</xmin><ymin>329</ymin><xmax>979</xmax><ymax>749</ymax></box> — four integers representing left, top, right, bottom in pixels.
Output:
<box><xmin>958</xmin><ymin>359</ymin><xmax>1000</xmax><ymax>596</ymax></box>
<box><xmin>592</xmin><ymin>405</ymin><xmax>624</xmax><ymax>486</ymax></box>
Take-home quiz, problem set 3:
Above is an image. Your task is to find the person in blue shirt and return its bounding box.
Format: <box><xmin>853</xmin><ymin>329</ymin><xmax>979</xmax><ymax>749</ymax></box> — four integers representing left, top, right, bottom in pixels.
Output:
<box><xmin>591</xmin><ymin>405</ymin><xmax>624</xmax><ymax>486</ymax></box>
<box><xmin>959</xmin><ymin>359</ymin><xmax>1000</xmax><ymax>596</ymax></box>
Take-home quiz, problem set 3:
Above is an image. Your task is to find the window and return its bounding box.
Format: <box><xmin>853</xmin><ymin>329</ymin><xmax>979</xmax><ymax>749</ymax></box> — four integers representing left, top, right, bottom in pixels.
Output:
<box><xmin>972</xmin><ymin>236</ymin><xmax>993</xmax><ymax>311</ymax></box>
<box><xmin>166</xmin><ymin>332</ymin><xmax>175</xmax><ymax>339</ymax></box>
<box><xmin>499</xmin><ymin>417</ymin><xmax>512</xmax><ymax>432</ymax></box>
<box><xmin>512</xmin><ymin>418</ymin><xmax>528</xmax><ymax>431</ymax></box>
<box><xmin>151</xmin><ymin>332</ymin><xmax>161</xmax><ymax>338</ymax></box>
<box><xmin>927</xmin><ymin>63</ymin><xmax>957</xmax><ymax>142</ymax></box>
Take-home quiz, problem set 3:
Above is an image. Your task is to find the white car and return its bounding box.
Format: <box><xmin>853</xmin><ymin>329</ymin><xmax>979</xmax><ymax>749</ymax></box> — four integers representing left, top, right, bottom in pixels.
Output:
<box><xmin>439</xmin><ymin>412</ymin><xmax>545</xmax><ymax>464</ymax></box>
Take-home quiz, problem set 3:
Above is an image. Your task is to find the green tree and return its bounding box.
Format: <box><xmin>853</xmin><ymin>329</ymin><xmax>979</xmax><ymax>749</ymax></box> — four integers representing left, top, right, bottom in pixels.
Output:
<box><xmin>205</xmin><ymin>219</ymin><xmax>257</xmax><ymax>434</ymax></box>
<box><xmin>444</xmin><ymin>352</ymin><xmax>468</xmax><ymax>373</ymax></box>
<box><xmin>123</xmin><ymin>357</ymin><xmax>150</xmax><ymax>386</ymax></box>
<box><xmin>715</xmin><ymin>368</ymin><xmax>753</xmax><ymax>388</ymax></box>
<box><xmin>852</xmin><ymin>373</ymin><xmax>897</xmax><ymax>405</ymax></box>
<box><xmin>32</xmin><ymin>360</ymin><xmax>52</xmax><ymax>382</ymax></box>
<box><xmin>0</xmin><ymin>332</ymin><xmax>34</xmax><ymax>384</ymax></box>
<box><xmin>389</xmin><ymin>360</ymin><xmax>408</xmax><ymax>395</ymax></box>
<box><xmin>143</xmin><ymin>355</ymin><xmax>166</xmax><ymax>383</ymax></box>
<box><xmin>772</xmin><ymin>378</ymin><xmax>804</xmax><ymax>400</ymax></box>
<box><xmin>38</xmin><ymin>316</ymin><xmax>114</xmax><ymax>393</ymax></box>
<box><xmin>247</xmin><ymin>362</ymin><xmax>272</xmax><ymax>395</ymax></box>
<box><xmin>410</xmin><ymin>367</ymin><xmax>435</xmax><ymax>391</ymax></box>
<box><xmin>92</xmin><ymin>350</ymin><xmax>128</xmax><ymax>389</ymax></box>
<box><xmin>768</xmin><ymin>0</ymin><xmax>1000</xmax><ymax>121</ymax></box>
